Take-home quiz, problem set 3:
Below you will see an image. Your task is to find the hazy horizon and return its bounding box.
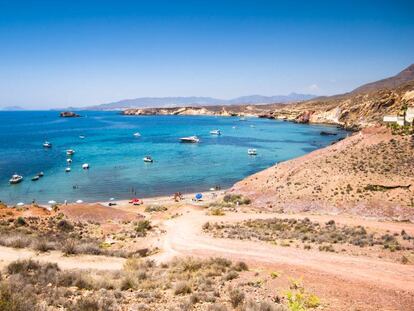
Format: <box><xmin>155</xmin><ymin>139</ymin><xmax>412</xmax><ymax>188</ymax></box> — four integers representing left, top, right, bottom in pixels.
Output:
<box><xmin>1</xmin><ymin>0</ymin><xmax>413</xmax><ymax>109</ymax></box>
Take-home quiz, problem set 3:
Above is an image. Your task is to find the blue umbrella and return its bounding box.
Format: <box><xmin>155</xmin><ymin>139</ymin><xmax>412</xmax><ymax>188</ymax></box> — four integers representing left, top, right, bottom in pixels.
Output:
<box><xmin>195</xmin><ymin>193</ymin><xmax>203</xmax><ymax>200</ymax></box>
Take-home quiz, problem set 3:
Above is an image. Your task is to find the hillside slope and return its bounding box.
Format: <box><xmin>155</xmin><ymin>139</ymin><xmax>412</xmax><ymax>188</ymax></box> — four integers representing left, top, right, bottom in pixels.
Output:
<box><xmin>352</xmin><ymin>64</ymin><xmax>414</xmax><ymax>94</ymax></box>
<box><xmin>232</xmin><ymin>127</ymin><xmax>414</xmax><ymax>220</ymax></box>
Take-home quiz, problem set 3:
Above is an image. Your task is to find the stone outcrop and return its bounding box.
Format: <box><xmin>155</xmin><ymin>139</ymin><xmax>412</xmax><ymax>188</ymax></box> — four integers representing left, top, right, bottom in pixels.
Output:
<box><xmin>60</xmin><ymin>111</ymin><xmax>80</xmax><ymax>118</ymax></box>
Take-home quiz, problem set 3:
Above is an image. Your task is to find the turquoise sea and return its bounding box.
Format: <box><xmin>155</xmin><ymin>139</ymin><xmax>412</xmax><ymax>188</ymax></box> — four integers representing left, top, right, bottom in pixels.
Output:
<box><xmin>0</xmin><ymin>111</ymin><xmax>347</xmax><ymax>204</ymax></box>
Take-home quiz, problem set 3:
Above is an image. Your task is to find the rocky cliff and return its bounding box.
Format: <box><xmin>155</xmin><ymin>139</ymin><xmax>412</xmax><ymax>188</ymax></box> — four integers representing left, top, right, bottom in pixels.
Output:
<box><xmin>122</xmin><ymin>64</ymin><xmax>414</xmax><ymax>130</ymax></box>
<box><xmin>270</xmin><ymin>80</ymin><xmax>414</xmax><ymax>129</ymax></box>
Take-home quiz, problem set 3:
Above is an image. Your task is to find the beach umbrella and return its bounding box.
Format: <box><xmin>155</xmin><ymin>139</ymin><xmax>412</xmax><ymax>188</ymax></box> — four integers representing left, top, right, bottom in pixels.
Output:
<box><xmin>195</xmin><ymin>193</ymin><xmax>203</xmax><ymax>200</ymax></box>
<box><xmin>16</xmin><ymin>202</ymin><xmax>24</xmax><ymax>206</ymax></box>
<box><xmin>76</xmin><ymin>200</ymin><xmax>83</xmax><ymax>204</ymax></box>
<box><xmin>48</xmin><ymin>200</ymin><xmax>57</xmax><ymax>205</ymax></box>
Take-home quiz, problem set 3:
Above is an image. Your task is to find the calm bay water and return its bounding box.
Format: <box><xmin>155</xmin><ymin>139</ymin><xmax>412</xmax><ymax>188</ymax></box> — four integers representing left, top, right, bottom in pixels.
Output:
<box><xmin>0</xmin><ymin>111</ymin><xmax>347</xmax><ymax>204</ymax></box>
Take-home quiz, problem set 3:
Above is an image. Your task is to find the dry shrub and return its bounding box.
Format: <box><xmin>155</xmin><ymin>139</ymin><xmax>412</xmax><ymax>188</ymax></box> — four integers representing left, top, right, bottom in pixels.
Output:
<box><xmin>174</xmin><ymin>281</ymin><xmax>192</xmax><ymax>295</ymax></box>
<box><xmin>229</xmin><ymin>287</ymin><xmax>245</xmax><ymax>307</ymax></box>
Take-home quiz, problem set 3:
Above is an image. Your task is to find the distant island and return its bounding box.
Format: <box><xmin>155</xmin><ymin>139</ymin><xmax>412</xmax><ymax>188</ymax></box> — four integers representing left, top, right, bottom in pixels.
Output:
<box><xmin>0</xmin><ymin>105</ymin><xmax>25</xmax><ymax>111</ymax></box>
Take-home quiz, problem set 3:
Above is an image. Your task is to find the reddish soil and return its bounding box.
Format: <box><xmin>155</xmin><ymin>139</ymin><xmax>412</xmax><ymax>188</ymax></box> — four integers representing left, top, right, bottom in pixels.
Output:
<box><xmin>59</xmin><ymin>203</ymin><xmax>142</xmax><ymax>223</ymax></box>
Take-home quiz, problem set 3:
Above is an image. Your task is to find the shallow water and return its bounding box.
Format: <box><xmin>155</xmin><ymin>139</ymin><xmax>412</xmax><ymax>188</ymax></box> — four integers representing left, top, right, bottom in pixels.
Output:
<box><xmin>0</xmin><ymin>111</ymin><xmax>347</xmax><ymax>204</ymax></box>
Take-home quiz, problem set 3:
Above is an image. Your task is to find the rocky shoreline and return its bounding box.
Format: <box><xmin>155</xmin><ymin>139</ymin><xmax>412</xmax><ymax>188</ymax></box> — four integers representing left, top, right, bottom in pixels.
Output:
<box><xmin>122</xmin><ymin>79</ymin><xmax>414</xmax><ymax>131</ymax></box>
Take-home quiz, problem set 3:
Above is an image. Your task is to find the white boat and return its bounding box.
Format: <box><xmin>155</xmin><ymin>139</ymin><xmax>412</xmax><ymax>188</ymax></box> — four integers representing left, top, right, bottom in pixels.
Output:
<box><xmin>9</xmin><ymin>174</ymin><xmax>23</xmax><ymax>184</ymax></box>
<box><xmin>66</xmin><ymin>158</ymin><xmax>72</xmax><ymax>163</ymax></box>
<box><xmin>31</xmin><ymin>175</ymin><xmax>40</xmax><ymax>181</ymax></box>
<box><xmin>210</xmin><ymin>129</ymin><xmax>221</xmax><ymax>135</ymax></box>
<box><xmin>79</xmin><ymin>135</ymin><xmax>85</xmax><ymax>139</ymax></box>
<box><xmin>239</xmin><ymin>117</ymin><xmax>247</xmax><ymax>121</ymax></box>
<box><xmin>133</xmin><ymin>132</ymin><xmax>141</xmax><ymax>137</ymax></box>
<box><xmin>66</xmin><ymin>149</ymin><xmax>75</xmax><ymax>156</ymax></box>
<box><xmin>180</xmin><ymin>136</ymin><xmax>200</xmax><ymax>143</ymax></box>
<box><xmin>143</xmin><ymin>156</ymin><xmax>153</xmax><ymax>163</ymax></box>
<box><xmin>65</xmin><ymin>167</ymin><xmax>71</xmax><ymax>172</ymax></box>
<box><xmin>43</xmin><ymin>141</ymin><xmax>52</xmax><ymax>148</ymax></box>
<box><xmin>82</xmin><ymin>163</ymin><xmax>89</xmax><ymax>169</ymax></box>
<box><xmin>248</xmin><ymin>148</ymin><xmax>257</xmax><ymax>155</ymax></box>
<box><xmin>38</xmin><ymin>172</ymin><xmax>44</xmax><ymax>177</ymax></box>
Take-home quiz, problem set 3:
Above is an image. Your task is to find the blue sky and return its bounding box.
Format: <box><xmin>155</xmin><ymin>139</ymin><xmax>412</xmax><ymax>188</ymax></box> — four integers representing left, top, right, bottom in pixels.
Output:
<box><xmin>0</xmin><ymin>0</ymin><xmax>413</xmax><ymax>108</ymax></box>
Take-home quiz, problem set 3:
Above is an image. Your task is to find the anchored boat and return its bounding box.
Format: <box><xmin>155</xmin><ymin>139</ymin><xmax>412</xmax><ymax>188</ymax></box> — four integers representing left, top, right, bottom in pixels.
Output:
<box><xmin>43</xmin><ymin>141</ymin><xmax>52</xmax><ymax>148</ymax></box>
<box><xmin>180</xmin><ymin>136</ymin><xmax>200</xmax><ymax>143</ymax></box>
<box><xmin>66</xmin><ymin>149</ymin><xmax>75</xmax><ymax>156</ymax></box>
<box><xmin>9</xmin><ymin>174</ymin><xmax>23</xmax><ymax>184</ymax></box>
<box><xmin>210</xmin><ymin>129</ymin><xmax>221</xmax><ymax>135</ymax></box>
<box><xmin>143</xmin><ymin>156</ymin><xmax>154</xmax><ymax>163</ymax></box>
<box><xmin>247</xmin><ymin>148</ymin><xmax>257</xmax><ymax>156</ymax></box>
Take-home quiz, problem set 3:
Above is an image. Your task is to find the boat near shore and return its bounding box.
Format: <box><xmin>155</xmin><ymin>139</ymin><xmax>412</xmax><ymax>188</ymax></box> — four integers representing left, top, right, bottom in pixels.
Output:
<box><xmin>210</xmin><ymin>129</ymin><xmax>221</xmax><ymax>135</ymax></box>
<box><xmin>180</xmin><ymin>136</ymin><xmax>200</xmax><ymax>143</ymax></box>
<box><xmin>9</xmin><ymin>174</ymin><xmax>23</xmax><ymax>184</ymax></box>
<box><xmin>66</xmin><ymin>149</ymin><xmax>75</xmax><ymax>156</ymax></box>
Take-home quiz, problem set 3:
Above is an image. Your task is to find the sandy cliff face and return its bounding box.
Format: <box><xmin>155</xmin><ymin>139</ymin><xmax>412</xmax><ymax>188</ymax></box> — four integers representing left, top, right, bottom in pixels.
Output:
<box><xmin>122</xmin><ymin>104</ymin><xmax>283</xmax><ymax>117</ymax></box>
<box><xmin>231</xmin><ymin>126</ymin><xmax>414</xmax><ymax>220</ymax></box>
<box><xmin>271</xmin><ymin>81</ymin><xmax>414</xmax><ymax>129</ymax></box>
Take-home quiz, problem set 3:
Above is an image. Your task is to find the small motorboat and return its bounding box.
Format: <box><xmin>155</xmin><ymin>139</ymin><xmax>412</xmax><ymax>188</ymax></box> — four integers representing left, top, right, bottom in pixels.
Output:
<box><xmin>66</xmin><ymin>149</ymin><xmax>75</xmax><ymax>156</ymax></box>
<box><xmin>143</xmin><ymin>156</ymin><xmax>153</xmax><ymax>163</ymax></box>
<box><xmin>9</xmin><ymin>174</ymin><xmax>23</xmax><ymax>184</ymax></box>
<box><xmin>65</xmin><ymin>167</ymin><xmax>71</xmax><ymax>172</ymax></box>
<box><xmin>82</xmin><ymin>163</ymin><xmax>89</xmax><ymax>170</ymax></box>
<box><xmin>66</xmin><ymin>158</ymin><xmax>72</xmax><ymax>164</ymax></box>
<box><xmin>79</xmin><ymin>135</ymin><xmax>85</xmax><ymax>139</ymax></box>
<box><xmin>180</xmin><ymin>136</ymin><xmax>200</xmax><ymax>143</ymax></box>
<box><xmin>43</xmin><ymin>141</ymin><xmax>52</xmax><ymax>148</ymax></box>
<box><xmin>133</xmin><ymin>132</ymin><xmax>141</xmax><ymax>137</ymax></box>
<box><xmin>248</xmin><ymin>148</ymin><xmax>257</xmax><ymax>156</ymax></box>
<box><xmin>210</xmin><ymin>129</ymin><xmax>221</xmax><ymax>135</ymax></box>
<box><xmin>31</xmin><ymin>175</ymin><xmax>40</xmax><ymax>181</ymax></box>
<box><xmin>38</xmin><ymin>172</ymin><xmax>44</xmax><ymax>177</ymax></box>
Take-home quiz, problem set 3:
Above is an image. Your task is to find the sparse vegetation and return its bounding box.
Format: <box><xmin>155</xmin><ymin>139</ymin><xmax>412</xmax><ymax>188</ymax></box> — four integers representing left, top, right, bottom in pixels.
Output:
<box><xmin>0</xmin><ymin>257</ymin><xmax>288</xmax><ymax>310</ymax></box>
<box><xmin>0</xmin><ymin>214</ymin><xmax>152</xmax><ymax>258</ymax></box>
<box><xmin>135</xmin><ymin>220</ymin><xmax>152</xmax><ymax>236</ymax></box>
<box><xmin>144</xmin><ymin>205</ymin><xmax>167</xmax><ymax>213</ymax></box>
<box><xmin>204</xmin><ymin>217</ymin><xmax>413</xmax><ymax>255</ymax></box>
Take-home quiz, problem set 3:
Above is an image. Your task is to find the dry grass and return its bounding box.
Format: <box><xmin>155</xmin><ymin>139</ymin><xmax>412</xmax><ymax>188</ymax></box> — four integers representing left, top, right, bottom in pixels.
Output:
<box><xmin>204</xmin><ymin>217</ymin><xmax>414</xmax><ymax>255</ymax></box>
<box><xmin>0</xmin><ymin>256</ymin><xmax>323</xmax><ymax>310</ymax></box>
<box><xmin>0</xmin><ymin>214</ymin><xmax>152</xmax><ymax>258</ymax></box>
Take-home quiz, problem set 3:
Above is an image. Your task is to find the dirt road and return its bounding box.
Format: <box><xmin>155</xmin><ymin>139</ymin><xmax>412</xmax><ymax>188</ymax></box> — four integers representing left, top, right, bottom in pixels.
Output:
<box><xmin>1</xmin><ymin>208</ymin><xmax>413</xmax><ymax>310</ymax></box>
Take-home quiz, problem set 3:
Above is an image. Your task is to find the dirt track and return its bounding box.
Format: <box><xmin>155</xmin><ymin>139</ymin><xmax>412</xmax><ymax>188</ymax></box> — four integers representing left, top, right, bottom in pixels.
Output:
<box><xmin>1</xmin><ymin>207</ymin><xmax>414</xmax><ymax>310</ymax></box>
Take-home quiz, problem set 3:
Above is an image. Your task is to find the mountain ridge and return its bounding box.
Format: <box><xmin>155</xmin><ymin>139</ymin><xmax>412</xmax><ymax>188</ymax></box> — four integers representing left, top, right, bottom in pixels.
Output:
<box><xmin>83</xmin><ymin>93</ymin><xmax>316</xmax><ymax>110</ymax></box>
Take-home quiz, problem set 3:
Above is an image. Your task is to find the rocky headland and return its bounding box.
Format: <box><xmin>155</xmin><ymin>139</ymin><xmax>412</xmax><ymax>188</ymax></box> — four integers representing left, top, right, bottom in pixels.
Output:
<box><xmin>59</xmin><ymin>111</ymin><xmax>81</xmax><ymax>118</ymax></box>
<box><xmin>122</xmin><ymin>65</ymin><xmax>414</xmax><ymax>131</ymax></box>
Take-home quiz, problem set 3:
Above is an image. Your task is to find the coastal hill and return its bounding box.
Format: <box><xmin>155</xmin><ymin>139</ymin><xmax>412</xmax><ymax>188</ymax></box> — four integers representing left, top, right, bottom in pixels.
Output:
<box><xmin>351</xmin><ymin>63</ymin><xmax>414</xmax><ymax>94</ymax></box>
<box><xmin>85</xmin><ymin>93</ymin><xmax>316</xmax><ymax>110</ymax></box>
<box><xmin>232</xmin><ymin>126</ymin><xmax>414</xmax><ymax>221</ymax></box>
<box><xmin>123</xmin><ymin>64</ymin><xmax>414</xmax><ymax>130</ymax></box>
<box><xmin>230</xmin><ymin>65</ymin><xmax>414</xmax><ymax>220</ymax></box>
